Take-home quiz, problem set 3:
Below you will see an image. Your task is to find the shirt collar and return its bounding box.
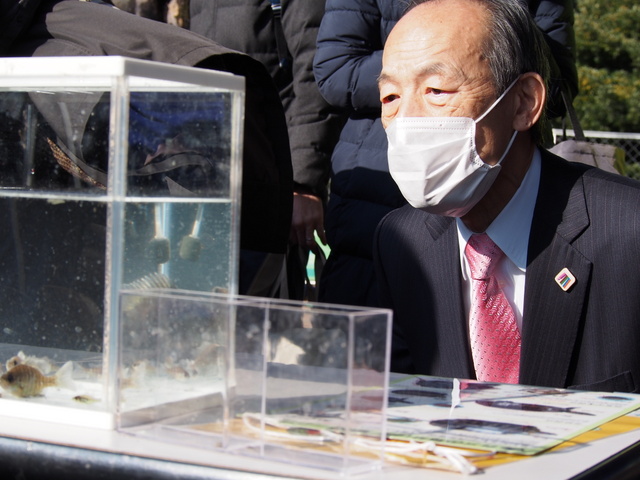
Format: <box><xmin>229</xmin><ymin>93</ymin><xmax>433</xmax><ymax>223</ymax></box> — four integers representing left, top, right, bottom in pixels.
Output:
<box><xmin>457</xmin><ymin>147</ymin><xmax>541</xmax><ymax>270</ymax></box>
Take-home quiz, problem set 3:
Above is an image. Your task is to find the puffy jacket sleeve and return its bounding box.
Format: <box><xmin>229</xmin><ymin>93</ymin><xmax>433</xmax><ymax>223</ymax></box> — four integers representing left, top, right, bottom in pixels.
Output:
<box><xmin>313</xmin><ymin>0</ymin><xmax>386</xmax><ymax>114</ymax></box>
<box><xmin>280</xmin><ymin>0</ymin><xmax>345</xmax><ymax>198</ymax></box>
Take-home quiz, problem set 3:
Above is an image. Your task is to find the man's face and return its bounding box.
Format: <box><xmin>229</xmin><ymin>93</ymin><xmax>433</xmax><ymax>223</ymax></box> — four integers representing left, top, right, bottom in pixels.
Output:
<box><xmin>379</xmin><ymin>0</ymin><xmax>514</xmax><ymax>165</ymax></box>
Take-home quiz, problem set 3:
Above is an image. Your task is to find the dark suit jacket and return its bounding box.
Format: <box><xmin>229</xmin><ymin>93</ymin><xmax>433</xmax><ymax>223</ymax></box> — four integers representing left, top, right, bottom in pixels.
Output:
<box><xmin>374</xmin><ymin>149</ymin><xmax>640</xmax><ymax>393</ymax></box>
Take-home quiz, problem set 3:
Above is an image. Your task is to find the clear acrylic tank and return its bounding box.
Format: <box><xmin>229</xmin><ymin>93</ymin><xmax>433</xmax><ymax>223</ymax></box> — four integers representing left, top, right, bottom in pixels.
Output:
<box><xmin>0</xmin><ymin>56</ymin><xmax>243</xmax><ymax>427</ymax></box>
<box><xmin>117</xmin><ymin>290</ymin><xmax>392</xmax><ymax>475</ymax></box>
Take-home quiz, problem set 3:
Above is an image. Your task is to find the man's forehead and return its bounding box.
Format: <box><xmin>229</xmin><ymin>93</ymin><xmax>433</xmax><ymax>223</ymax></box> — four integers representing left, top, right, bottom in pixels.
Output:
<box><xmin>382</xmin><ymin>2</ymin><xmax>489</xmax><ymax>81</ymax></box>
<box><xmin>387</xmin><ymin>0</ymin><xmax>489</xmax><ymax>48</ymax></box>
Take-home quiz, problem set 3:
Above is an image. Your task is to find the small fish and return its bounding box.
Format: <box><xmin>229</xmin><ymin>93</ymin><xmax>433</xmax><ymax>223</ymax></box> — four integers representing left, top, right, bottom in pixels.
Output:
<box><xmin>122</xmin><ymin>272</ymin><xmax>172</xmax><ymax>290</ymax></box>
<box><xmin>121</xmin><ymin>272</ymin><xmax>173</xmax><ymax>315</ymax></box>
<box><xmin>73</xmin><ymin>394</ymin><xmax>99</xmax><ymax>404</ymax></box>
<box><xmin>0</xmin><ymin>361</ymin><xmax>75</xmax><ymax>398</ymax></box>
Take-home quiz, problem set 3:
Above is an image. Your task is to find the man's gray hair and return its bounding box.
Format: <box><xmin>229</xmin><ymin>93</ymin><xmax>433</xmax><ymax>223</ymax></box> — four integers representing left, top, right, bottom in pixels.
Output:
<box><xmin>407</xmin><ymin>0</ymin><xmax>551</xmax><ymax>142</ymax></box>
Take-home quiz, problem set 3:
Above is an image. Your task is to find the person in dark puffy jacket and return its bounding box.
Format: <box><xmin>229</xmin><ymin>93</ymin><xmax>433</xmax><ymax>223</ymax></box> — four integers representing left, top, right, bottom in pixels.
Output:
<box><xmin>190</xmin><ymin>1</ymin><xmax>344</xmax><ymax>253</ymax></box>
<box><xmin>313</xmin><ymin>0</ymin><xmax>577</xmax><ymax>308</ymax></box>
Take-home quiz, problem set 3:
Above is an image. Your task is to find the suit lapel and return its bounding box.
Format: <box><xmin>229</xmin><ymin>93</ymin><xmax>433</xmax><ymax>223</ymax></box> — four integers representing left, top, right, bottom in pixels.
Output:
<box><xmin>520</xmin><ymin>152</ymin><xmax>592</xmax><ymax>387</ymax></box>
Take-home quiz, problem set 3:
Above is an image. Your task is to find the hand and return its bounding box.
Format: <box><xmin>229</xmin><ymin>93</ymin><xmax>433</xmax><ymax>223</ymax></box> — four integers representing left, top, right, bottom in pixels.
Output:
<box><xmin>289</xmin><ymin>192</ymin><xmax>327</xmax><ymax>250</ymax></box>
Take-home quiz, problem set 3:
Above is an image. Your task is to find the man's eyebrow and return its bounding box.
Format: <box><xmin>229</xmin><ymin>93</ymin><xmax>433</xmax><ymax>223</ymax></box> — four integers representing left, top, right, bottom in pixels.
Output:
<box><xmin>377</xmin><ymin>72</ymin><xmax>393</xmax><ymax>87</ymax></box>
<box><xmin>377</xmin><ymin>63</ymin><xmax>448</xmax><ymax>88</ymax></box>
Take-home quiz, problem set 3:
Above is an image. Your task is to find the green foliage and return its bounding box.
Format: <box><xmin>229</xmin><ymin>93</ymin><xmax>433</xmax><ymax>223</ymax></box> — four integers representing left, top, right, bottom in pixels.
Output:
<box><xmin>626</xmin><ymin>162</ymin><xmax>640</xmax><ymax>181</ymax></box>
<box><xmin>575</xmin><ymin>67</ymin><xmax>640</xmax><ymax>131</ymax></box>
<box><xmin>575</xmin><ymin>0</ymin><xmax>640</xmax><ymax>71</ymax></box>
<box><xmin>571</xmin><ymin>0</ymin><xmax>640</xmax><ymax>133</ymax></box>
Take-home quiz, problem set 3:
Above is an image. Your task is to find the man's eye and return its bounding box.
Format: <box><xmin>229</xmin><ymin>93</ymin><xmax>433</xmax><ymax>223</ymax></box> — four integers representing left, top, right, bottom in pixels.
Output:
<box><xmin>381</xmin><ymin>94</ymin><xmax>399</xmax><ymax>104</ymax></box>
<box><xmin>427</xmin><ymin>88</ymin><xmax>444</xmax><ymax>95</ymax></box>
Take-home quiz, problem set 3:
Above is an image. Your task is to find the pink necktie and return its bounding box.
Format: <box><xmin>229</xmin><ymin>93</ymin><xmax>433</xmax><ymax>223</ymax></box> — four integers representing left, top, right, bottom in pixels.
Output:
<box><xmin>465</xmin><ymin>233</ymin><xmax>521</xmax><ymax>384</ymax></box>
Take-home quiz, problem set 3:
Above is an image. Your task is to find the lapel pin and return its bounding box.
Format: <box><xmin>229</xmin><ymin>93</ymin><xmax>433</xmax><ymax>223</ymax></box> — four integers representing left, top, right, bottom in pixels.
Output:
<box><xmin>555</xmin><ymin>267</ymin><xmax>576</xmax><ymax>292</ymax></box>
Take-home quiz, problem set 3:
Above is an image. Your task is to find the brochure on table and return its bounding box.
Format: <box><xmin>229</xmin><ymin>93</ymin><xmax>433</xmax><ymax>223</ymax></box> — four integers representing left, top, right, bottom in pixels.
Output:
<box><xmin>258</xmin><ymin>375</ymin><xmax>640</xmax><ymax>457</ymax></box>
<box><xmin>384</xmin><ymin>375</ymin><xmax>640</xmax><ymax>455</ymax></box>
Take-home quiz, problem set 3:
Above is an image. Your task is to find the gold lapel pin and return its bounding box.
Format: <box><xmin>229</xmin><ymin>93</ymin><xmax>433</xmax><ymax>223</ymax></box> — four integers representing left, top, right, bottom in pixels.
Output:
<box><xmin>555</xmin><ymin>267</ymin><xmax>576</xmax><ymax>292</ymax></box>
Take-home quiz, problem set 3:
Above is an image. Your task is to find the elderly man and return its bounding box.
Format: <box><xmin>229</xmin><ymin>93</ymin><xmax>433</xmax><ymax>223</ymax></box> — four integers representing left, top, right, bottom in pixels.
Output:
<box><xmin>374</xmin><ymin>0</ymin><xmax>640</xmax><ymax>392</ymax></box>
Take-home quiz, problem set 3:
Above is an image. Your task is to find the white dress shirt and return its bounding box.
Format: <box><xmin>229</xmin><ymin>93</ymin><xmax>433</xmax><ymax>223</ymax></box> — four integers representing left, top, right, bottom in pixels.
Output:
<box><xmin>457</xmin><ymin>148</ymin><xmax>542</xmax><ymax>332</ymax></box>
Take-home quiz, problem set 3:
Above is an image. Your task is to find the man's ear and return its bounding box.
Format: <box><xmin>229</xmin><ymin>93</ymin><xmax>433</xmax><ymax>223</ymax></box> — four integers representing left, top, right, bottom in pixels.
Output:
<box><xmin>513</xmin><ymin>72</ymin><xmax>546</xmax><ymax>132</ymax></box>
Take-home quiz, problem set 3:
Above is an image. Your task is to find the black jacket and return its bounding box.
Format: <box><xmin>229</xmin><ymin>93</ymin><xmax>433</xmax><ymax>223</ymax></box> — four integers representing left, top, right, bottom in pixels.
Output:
<box><xmin>190</xmin><ymin>0</ymin><xmax>344</xmax><ymax>201</ymax></box>
<box><xmin>0</xmin><ymin>0</ymin><xmax>293</xmax><ymax>253</ymax></box>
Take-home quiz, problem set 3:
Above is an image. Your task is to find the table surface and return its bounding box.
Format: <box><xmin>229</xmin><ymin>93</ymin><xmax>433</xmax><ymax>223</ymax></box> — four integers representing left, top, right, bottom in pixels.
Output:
<box><xmin>0</xmin><ymin>411</ymin><xmax>639</xmax><ymax>480</ymax></box>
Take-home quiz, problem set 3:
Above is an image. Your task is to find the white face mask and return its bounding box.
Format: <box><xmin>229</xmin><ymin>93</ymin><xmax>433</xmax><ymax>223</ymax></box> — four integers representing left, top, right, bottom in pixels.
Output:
<box><xmin>386</xmin><ymin>78</ymin><xmax>519</xmax><ymax>217</ymax></box>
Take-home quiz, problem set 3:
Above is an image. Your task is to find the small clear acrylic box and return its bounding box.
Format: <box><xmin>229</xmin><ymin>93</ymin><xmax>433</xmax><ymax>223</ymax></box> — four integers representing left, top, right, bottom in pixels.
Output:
<box><xmin>0</xmin><ymin>56</ymin><xmax>243</xmax><ymax>428</ymax></box>
<box><xmin>117</xmin><ymin>290</ymin><xmax>392</xmax><ymax>475</ymax></box>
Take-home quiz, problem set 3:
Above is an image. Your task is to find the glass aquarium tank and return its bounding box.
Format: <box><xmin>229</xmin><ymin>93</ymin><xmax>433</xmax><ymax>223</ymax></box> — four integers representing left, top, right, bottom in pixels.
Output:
<box><xmin>0</xmin><ymin>56</ymin><xmax>243</xmax><ymax>427</ymax></box>
<box><xmin>117</xmin><ymin>290</ymin><xmax>392</xmax><ymax>475</ymax></box>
